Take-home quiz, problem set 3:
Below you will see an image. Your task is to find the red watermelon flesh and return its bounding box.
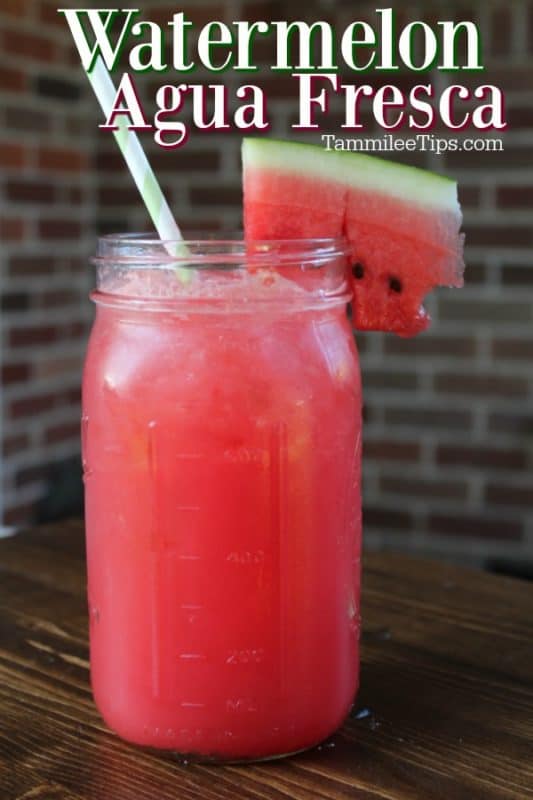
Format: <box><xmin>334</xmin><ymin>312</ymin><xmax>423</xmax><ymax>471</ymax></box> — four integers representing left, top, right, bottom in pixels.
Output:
<box><xmin>244</xmin><ymin>169</ymin><xmax>345</xmax><ymax>239</ymax></box>
<box><xmin>243</xmin><ymin>139</ymin><xmax>464</xmax><ymax>337</ymax></box>
<box><xmin>345</xmin><ymin>189</ymin><xmax>464</xmax><ymax>334</ymax></box>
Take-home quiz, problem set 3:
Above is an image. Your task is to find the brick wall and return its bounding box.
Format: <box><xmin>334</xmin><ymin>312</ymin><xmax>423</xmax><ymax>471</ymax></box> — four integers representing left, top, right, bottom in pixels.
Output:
<box><xmin>1</xmin><ymin>0</ymin><xmax>532</xmax><ymax>569</ymax></box>
<box><xmin>0</xmin><ymin>0</ymin><xmax>95</xmax><ymax>527</ymax></box>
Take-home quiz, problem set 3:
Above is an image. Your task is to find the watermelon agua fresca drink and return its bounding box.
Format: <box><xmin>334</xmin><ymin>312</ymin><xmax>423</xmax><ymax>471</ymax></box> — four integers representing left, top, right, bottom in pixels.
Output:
<box><xmin>82</xmin><ymin>236</ymin><xmax>361</xmax><ymax>761</ymax></box>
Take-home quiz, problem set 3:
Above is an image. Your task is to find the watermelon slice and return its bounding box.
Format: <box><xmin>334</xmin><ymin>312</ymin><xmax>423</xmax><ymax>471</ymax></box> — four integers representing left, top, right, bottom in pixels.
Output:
<box><xmin>242</xmin><ymin>138</ymin><xmax>464</xmax><ymax>336</ymax></box>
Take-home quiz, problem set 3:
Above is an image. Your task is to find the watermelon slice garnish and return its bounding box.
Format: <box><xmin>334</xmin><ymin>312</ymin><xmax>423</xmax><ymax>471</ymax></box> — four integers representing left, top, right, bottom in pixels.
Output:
<box><xmin>242</xmin><ymin>138</ymin><xmax>464</xmax><ymax>337</ymax></box>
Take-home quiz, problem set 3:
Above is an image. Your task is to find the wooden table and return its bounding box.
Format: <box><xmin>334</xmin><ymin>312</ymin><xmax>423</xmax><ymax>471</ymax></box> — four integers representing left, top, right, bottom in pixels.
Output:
<box><xmin>1</xmin><ymin>521</ymin><xmax>532</xmax><ymax>800</ymax></box>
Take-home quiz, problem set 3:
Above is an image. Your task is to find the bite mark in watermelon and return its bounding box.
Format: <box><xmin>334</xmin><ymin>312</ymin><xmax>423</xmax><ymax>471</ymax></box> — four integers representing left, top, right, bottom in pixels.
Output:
<box><xmin>243</xmin><ymin>138</ymin><xmax>464</xmax><ymax>337</ymax></box>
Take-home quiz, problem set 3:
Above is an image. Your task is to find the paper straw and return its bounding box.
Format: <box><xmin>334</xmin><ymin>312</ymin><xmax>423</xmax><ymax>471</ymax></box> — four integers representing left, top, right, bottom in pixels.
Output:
<box><xmin>86</xmin><ymin>57</ymin><xmax>187</xmax><ymax>262</ymax></box>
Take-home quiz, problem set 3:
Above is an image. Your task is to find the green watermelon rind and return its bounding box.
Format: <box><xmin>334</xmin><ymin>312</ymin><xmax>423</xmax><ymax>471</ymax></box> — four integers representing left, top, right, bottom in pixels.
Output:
<box><xmin>242</xmin><ymin>137</ymin><xmax>459</xmax><ymax>213</ymax></box>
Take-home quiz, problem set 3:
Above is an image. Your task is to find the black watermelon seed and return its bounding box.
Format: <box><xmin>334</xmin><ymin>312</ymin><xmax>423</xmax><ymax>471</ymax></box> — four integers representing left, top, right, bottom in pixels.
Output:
<box><xmin>389</xmin><ymin>277</ymin><xmax>402</xmax><ymax>293</ymax></box>
<box><xmin>352</xmin><ymin>262</ymin><xmax>364</xmax><ymax>279</ymax></box>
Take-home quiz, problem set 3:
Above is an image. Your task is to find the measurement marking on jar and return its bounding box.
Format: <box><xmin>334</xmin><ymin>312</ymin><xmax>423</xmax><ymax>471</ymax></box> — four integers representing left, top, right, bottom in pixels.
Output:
<box><xmin>179</xmin><ymin>653</ymin><xmax>206</xmax><ymax>660</ymax></box>
<box><xmin>176</xmin><ymin>506</ymin><xmax>201</xmax><ymax>512</ymax></box>
<box><xmin>226</xmin><ymin>648</ymin><xmax>265</xmax><ymax>665</ymax></box>
<box><xmin>180</xmin><ymin>702</ymin><xmax>206</xmax><ymax>709</ymax></box>
<box><xmin>226</xmin><ymin>550</ymin><xmax>265</xmax><ymax>565</ymax></box>
<box><xmin>175</xmin><ymin>453</ymin><xmax>202</xmax><ymax>460</ymax></box>
<box><xmin>180</xmin><ymin>603</ymin><xmax>203</xmax><ymax>610</ymax></box>
<box><xmin>226</xmin><ymin>698</ymin><xmax>258</xmax><ymax>712</ymax></box>
<box><xmin>223</xmin><ymin>447</ymin><xmax>268</xmax><ymax>464</ymax></box>
<box><xmin>178</xmin><ymin>554</ymin><xmax>201</xmax><ymax>561</ymax></box>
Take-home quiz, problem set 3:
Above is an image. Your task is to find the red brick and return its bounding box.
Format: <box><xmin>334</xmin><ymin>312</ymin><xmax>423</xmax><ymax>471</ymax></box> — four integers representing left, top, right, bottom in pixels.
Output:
<box><xmin>35</xmin><ymin>75</ymin><xmax>80</xmax><ymax>102</ymax></box>
<box><xmin>15</xmin><ymin>464</ymin><xmax>48</xmax><ymax>488</ymax></box>
<box><xmin>446</xmin><ymin>147</ymin><xmax>530</xmax><ymax>170</ymax></box>
<box><xmin>63</xmin><ymin>386</ymin><xmax>82</xmax><ymax>406</ymax></box>
<box><xmin>63</xmin><ymin>321</ymin><xmax>87</xmax><ymax>338</ymax></box>
<box><xmin>66</xmin><ymin>258</ymin><xmax>87</xmax><ymax>274</ymax></box>
<box><xmin>241</xmin><ymin>1</ymin><xmax>284</xmax><ymax>21</ymax></box>
<box><xmin>94</xmin><ymin>149</ymin><xmax>124</xmax><ymax>172</ymax></box>
<box><xmin>434</xmin><ymin>372</ymin><xmax>527</xmax><ymax>398</ymax></box>
<box><xmin>500</xmin><ymin>264</ymin><xmax>533</xmax><ymax>286</ymax></box>
<box><xmin>174</xmin><ymin>218</ymin><xmax>224</xmax><ymax>235</ymax></box>
<box><xmin>465</xmin><ymin>263</ymin><xmax>487</xmax><ymax>285</ymax></box>
<box><xmin>428</xmin><ymin>513</ymin><xmax>522</xmax><ymax>541</ymax></box>
<box><xmin>4</xmin><ymin>106</ymin><xmax>52</xmax><ymax>134</ymax></box>
<box><xmin>45</xmin><ymin>421</ymin><xmax>80</xmax><ymax>444</ymax></box>
<box><xmin>466</xmin><ymin>226</ymin><xmax>532</xmax><ymax>248</ymax></box>
<box><xmin>10</xmin><ymin>321</ymin><xmax>86</xmax><ymax>347</ymax></box>
<box><xmin>0</xmin><ymin>142</ymin><xmax>27</xmax><ymax>170</ymax></box>
<box><xmin>497</xmin><ymin>187</ymin><xmax>533</xmax><ymax>209</ymax></box>
<box><xmin>385</xmin><ymin>335</ymin><xmax>476</xmax><ymax>358</ymax></box>
<box><xmin>484</xmin><ymin>66</ymin><xmax>532</xmax><ymax>92</ymax></box>
<box><xmin>2</xmin><ymin>434</ymin><xmax>29</xmax><ymax>458</ymax></box>
<box><xmin>96</xmin><ymin>217</ymin><xmax>130</xmax><ymax>236</ymax></box>
<box><xmin>492</xmin><ymin>338</ymin><xmax>533</xmax><ymax>360</ymax></box>
<box><xmin>254</xmin><ymin>74</ymin><xmax>298</xmax><ymax>100</ymax></box>
<box><xmin>380</xmin><ymin>475</ymin><xmax>468</xmax><ymax>501</ymax></box>
<box><xmin>35</xmin><ymin>355</ymin><xmax>82</xmax><ymax>379</ymax></box>
<box><xmin>362</xmin><ymin>402</ymin><xmax>374</xmax><ymax>424</ymax></box>
<box><xmin>66</xmin><ymin>187</ymin><xmax>85</xmax><ymax>205</ymax></box>
<box><xmin>0</xmin><ymin>218</ymin><xmax>25</xmax><ymax>240</ymax></box>
<box><xmin>363</xmin><ymin>505</ymin><xmax>412</xmax><ymax>530</ymax></box>
<box><xmin>150</xmin><ymin>149</ymin><xmax>221</xmax><ymax>173</ymax></box>
<box><xmin>10</xmin><ymin>325</ymin><xmax>58</xmax><ymax>347</ymax></box>
<box><xmin>6</xmin><ymin>179</ymin><xmax>56</xmax><ymax>204</ymax></box>
<box><xmin>1</xmin><ymin>364</ymin><xmax>31</xmax><ymax>385</ymax></box>
<box><xmin>438</xmin><ymin>298</ymin><xmax>531</xmax><ymax>324</ymax></box>
<box><xmin>40</xmin><ymin>1</ymin><xmax>67</xmax><ymax>27</ymax></box>
<box><xmin>490</xmin><ymin>7</ymin><xmax>512</xmax><ymax>56</ymax></box>
<box><xmin>0</xmin><ymin>292</ymin><xmax>30</xmax><ymax>311</ymax></box>
<box><xmin>9</xmin><ymin>256</ymin><xmax>56</xmax><ymax>276</ymax></box>
<box><xmin>65</xmin><ymin>42</ymin><xmax>85</xmax><ymax>68</ymax></box>
<box><xmin>343</xmin><ymin>69</ymin><xmax>424</xmax><ymax>95</ymax></box>
<box><xmin>488</xmin><ymin>412</ymin><xmax>533</xmax><ymax>435</ymax></box>
<box><xmin>364</xmin><ymin>439</ymin><xmax>420</xmax><ymax>462</ymax></box>
<box><xmin>10</xmin><ymin>394</ymin><xmax>57</xmax><ymax>418</ymax></box>
<box><xmin>98</xmin><ymin>186</ymin><xmax>141</xmax><ymax>206</ymax></box>
<box><xmin>39</xmin><ymin>219</ymin><xmax>82</xmax><ymax>240</ymax></box>
<box><xmin>485</xmin><ymin>483</ymin><xmax>533</xmax><ymax>508</ymax></box>
<box><xmin>149</xmin><ymin>4</ymin><xmax>227</xmax><ymax>27</ymax></box>
<box><xmin>363</xmin><ymin>369</ymin><xmax>418</xmax><ymax>391</ymax></box>
<box><xmin>383</xmin><ymin>407</ymin><xmax>472</xmax><ymax>431</ymax></box>
<box><xmin>2</xmin><ymin>30</ymin><xmax>55</xmax><ymax>62</ymax></box>
<box><xmin>458</xmin><ymin>185</ymin><xmax>480</xmax><ymax>208</ymax></box>
<box><xmin>63</xmin><ymin>114</ymin><xmax>87</xmax><ymax>136</ymax></box>
<box><xmin>437</xmin><ymin>444</ymin><xmax>527</xmax><ymax>471</ymax></box>
<box><xmin>1</xmin><ymin>0</ymin><xmax>32</xmax><ymax>17</ymax></box>
<box><xmin>38</xmin><ymin>147</ymin><xmax>88</xmax><ymax>172</ymax></box>
<box><xmin>37</xmin><ymin>289</ymin><xmax>80</xmax><ymax>309</ymax></box>
<box><xmin>250</xmin><ymin>35</ymin><xmax>281</xmax><ymax>67</ymax></box>
<box><xmin>189</xmin><ymin>185</ymin><xmax>242</xmax><ymax>207</ymax></box>
<box><xmin>0</xmin><ymin>66</ymin><xmax>26</xmax><ymax>91</ymax></box>
<box><xmin>289</xmin><ymin>108</ymin><xmax>377</xmax><ymax>133</ymax></box>
<box><xmin>4</xmin><ymin>503</ymin><xmax>35</xmax><ymax>526</ymax></box>
<box><xmin>506</xmin><ymin>106</ymin><xmax>533</xmax><ymax>128</ymax></box>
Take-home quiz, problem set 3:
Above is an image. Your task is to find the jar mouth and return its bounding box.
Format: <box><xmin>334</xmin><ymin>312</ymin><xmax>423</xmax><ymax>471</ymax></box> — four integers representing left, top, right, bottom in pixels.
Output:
<box><xmin>92</xmin><ymin>232</ymin><xmax>351</xmax><ymax>310</ymax></box>
<box><xmin>94</xmin><ymin>232</ymin><xmax>349</xmax><ymax>269</ymax></box>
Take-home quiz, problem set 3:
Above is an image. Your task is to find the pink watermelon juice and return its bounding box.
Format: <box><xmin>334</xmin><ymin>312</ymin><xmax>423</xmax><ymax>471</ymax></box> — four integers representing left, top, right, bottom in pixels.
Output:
<box><xmin>82</xmin><ymin>237</ymin><xmax>362</xmax><ymax>759</ymax></box>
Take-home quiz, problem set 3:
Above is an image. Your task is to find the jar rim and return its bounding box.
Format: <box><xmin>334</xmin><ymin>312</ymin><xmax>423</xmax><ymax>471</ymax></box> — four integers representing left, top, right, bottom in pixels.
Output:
<box><xmin>94</xmin><ymin>232</ymin><xmax>349</xmax><ymax>268</ymax></box>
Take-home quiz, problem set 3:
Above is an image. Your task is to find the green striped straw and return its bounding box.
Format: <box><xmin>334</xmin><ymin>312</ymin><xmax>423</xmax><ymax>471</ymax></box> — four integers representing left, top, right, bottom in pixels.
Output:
<box><xmin>87</xmin><ymin>57</ymin><xmax>189</xmax><ymax>270</ymax></box>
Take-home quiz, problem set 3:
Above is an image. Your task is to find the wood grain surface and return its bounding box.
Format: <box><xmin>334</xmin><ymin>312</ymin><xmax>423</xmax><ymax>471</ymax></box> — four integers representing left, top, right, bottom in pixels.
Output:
<box><xmin>0</xmin><ymin>520</ymin><xmax>532</xmax><ymax>800</ymax></box>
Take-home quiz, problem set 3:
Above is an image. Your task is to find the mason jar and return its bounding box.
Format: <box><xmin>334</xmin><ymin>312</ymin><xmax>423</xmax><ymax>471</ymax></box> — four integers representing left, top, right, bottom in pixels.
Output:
<box><xmin>82</xmin><ymin>235</ymin><xmax>361</xmax><ymax>761</ymax></box>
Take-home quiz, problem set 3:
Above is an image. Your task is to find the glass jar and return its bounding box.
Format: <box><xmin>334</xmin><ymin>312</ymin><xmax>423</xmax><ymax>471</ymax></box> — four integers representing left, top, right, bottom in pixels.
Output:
<box><xmin>82</xmin><ymin>236</ymin><xmax>362</xmax><ymax>761</ymax></box>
